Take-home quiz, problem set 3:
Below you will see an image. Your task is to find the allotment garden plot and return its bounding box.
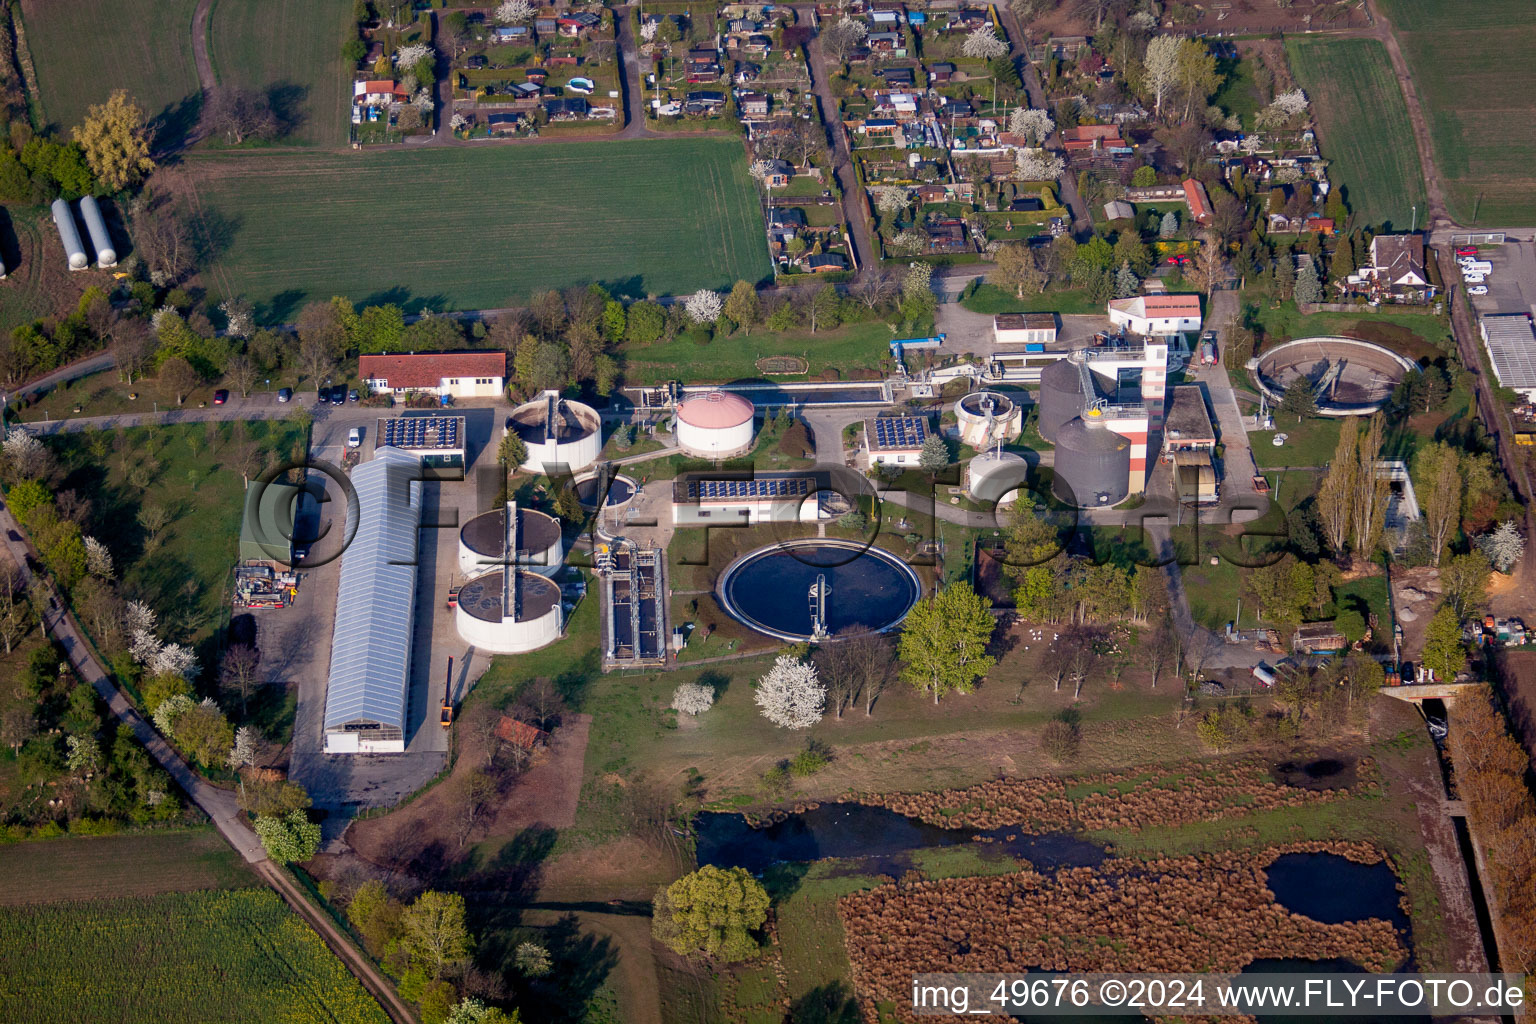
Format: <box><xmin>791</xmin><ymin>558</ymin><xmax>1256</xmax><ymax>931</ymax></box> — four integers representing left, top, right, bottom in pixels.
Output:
<box><xmin>178</xmin><ymin>140</ymin><xmax>770</xmax><ymax>317</ymax></box>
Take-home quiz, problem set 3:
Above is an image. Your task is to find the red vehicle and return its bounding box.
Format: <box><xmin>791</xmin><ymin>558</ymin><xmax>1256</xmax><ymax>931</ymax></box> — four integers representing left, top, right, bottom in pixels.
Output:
<box><xmin>1455</xmin><ymin>246</ymin><xmax>1478</xmax><ymax>257</ymax></box>
<box><xmin>1167</xmin><ymin>254</ymin><xmax>1191</xmax><ymax>266</ymax></box>
<box><xmin>213</xmin><ymin>389</ymin><xmax>229</xmax><ymax>405</ymax></box>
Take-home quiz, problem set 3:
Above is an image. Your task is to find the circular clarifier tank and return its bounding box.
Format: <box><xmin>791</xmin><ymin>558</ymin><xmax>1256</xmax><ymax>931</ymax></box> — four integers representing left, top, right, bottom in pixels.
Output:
<box><xmin>717</xmin><ymin>538</ymin><xmax>922</xmax><ymax>642</ymax></box>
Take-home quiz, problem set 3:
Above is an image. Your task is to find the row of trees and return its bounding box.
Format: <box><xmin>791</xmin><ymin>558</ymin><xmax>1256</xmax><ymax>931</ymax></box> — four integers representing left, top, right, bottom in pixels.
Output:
<box><xmin>0</xmin><ymin>90</ymin><xmax>154</xmax><ymax>203</ymax></box>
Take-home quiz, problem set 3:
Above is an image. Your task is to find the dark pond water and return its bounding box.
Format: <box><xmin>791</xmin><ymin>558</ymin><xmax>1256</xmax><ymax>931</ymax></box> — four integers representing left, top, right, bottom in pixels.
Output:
<box><xmin>1264</xmin><ymin>852</ymin><xmax>1408</xmax><ymax>933</ymax></box>
<box><xmin>695</xmin><ymin>804</ymin><xmax>1106</xmax><ymax>876</ymax></box>
<box><xmin>721</xmin><ymin>542</ymin><xmax>920</xmax><ymax>641</ymax></box>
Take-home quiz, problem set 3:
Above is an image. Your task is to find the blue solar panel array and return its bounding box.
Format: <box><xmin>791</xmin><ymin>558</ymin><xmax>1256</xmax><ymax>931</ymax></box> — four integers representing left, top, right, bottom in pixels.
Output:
<box><xmin>871</xmin><ymin>416</ymin><xmax>927</xmax><ymax>450</ymax></box>
<box><xmin>380</xmin><ymin>416</ymin><xmax>461</xmax><ymax>450</ymax></box>
<box><xmin>684</xmin><ymin>477</ymin><xmax>811</xmax><ymax>500</ymax></box>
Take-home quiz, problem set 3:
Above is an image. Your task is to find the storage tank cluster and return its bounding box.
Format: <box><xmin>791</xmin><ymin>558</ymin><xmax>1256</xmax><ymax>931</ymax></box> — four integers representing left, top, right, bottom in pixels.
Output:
<box><xmin>454</xmin><ymin>499</ymin><xmax>571</xmax><ymax>653</ymax></box>
<box><xmin>51</xmin><ymin>196</ymin><xmax>116</xmax><ymax>270</ymax></box>
<box><xmin>954</xmin><ymin>390</ymin><xmax>1023</xmax><ymax>449</ymax></box>
<box><xmin>674</xmin><ymin>390</ymin><xmax>756</xmax><ymax>458</ymax></box>
<box><xmin>507</xmin><ymin>389</ymin><xmax>602</xmax><ymax>475</ymax></box>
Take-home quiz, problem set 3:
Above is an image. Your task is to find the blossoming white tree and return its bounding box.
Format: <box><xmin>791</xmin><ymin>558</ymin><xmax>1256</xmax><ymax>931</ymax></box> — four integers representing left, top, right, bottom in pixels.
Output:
<box><xmin>640</xmin><ymin>18</ymin><xmax>659</xmax><ymax>42</ymax></box>
<box><xmin>227</xmin><ymin>725</ymin><xmax>258</xmax><ymax>769</ymax></box>
<box><xmin>1015</xmin><ymin>147</ymin><xmax>1065</xmax><ymax>180</ymax></box>
<box><xmin>497</xmin><ymin>0</ymin><xmax>535</xmax><ymax>24</ymax></box>
<box><xmin>672</xmin><ymin>682</ymin><xmax>716</xmax><ymax>716</ymax></box>
<box><xmin>1007</xmin><ymin>107</ymin><xmax>1054</xmax><ymax>146</ymax></box>
<box><xmin>755</xmin><ymin>655</ymin><xmax>825</xmax><ymax>729</ymax></box>
<box><xmin>1479</xmin><ymin>520</ymin><xmax>1525</xmax><ymax>574</ymax></box>
<box><xmin>685</xmin><ymin>289</ymin><xmax>724</xmax><ymax>324</ymax></box>
<box><xmin>962</xmin><ymin>27</ymin><xmax>1010</xmax><ymax>60</ymax></box>
<box><xmin>872</xmin><ymin>186</ymin><xmax>908</xmax><ymax>216</ymax></box>
<box><xmin>66</xmin><ymin>734</ymin><xmax>101</xmax><ymax>776</ymax></box>
<box><xmin>152</xmin><ymin>693</ymin><xmax>194</xmax><ymax>737</ymax></box>
<box><xmin>2</xmin><ymin>428</ymin><xmax>50</xmax><ymax>479</ymax></box>
<box><xmin>395</xmin><ymin>43</ymin><xmax>433</xmax><ymax>69</ymax></box>
<box><xmin>84</xmin><ymin>537</ymin><xmax>114</xmax><ymax>579</ymax></box>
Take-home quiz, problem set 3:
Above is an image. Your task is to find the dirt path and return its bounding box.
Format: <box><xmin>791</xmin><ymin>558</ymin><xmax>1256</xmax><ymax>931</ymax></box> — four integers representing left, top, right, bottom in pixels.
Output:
<box><xmin>256</xmin><ymin>861</ymin><xmax>420</xmax><ymax>1024</ymax></box>
<box><xmin>799</xmin><ymin>7</ymin><xmax>876</xmax><ymax>275</ymax></box>
<box><xmin>189</xmin><ymin>0</ymin><xmax>217</xmax><ymax>144</ymax></box>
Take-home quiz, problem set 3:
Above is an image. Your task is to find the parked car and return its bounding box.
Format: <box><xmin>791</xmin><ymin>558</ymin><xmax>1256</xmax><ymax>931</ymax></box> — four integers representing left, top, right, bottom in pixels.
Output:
<box><xmin>277</xmin><ymin>387</ymin><xmax>293</xmax><ymax>403</ymax></box>
<box><xmin>1468</xmin><ymin>285</ymin><xmax>1489</xmax><ymax>296</ymax></box>
<box><xmin>213</xmin><ymin>389</ymin><xmax>229</xmax><ymax>405</ymax></box>
<box><xmin>1463</xmin><ymin>273</ymin><xmax>1486</xmax><ymax>284</ymax></box>
<box><xmin>348</xmin><ymin>427</ymin><xmax>362</xmax><ymax>448</ymax></box>
<box><xmin>1168</xmin><ymin>254</ymin><xmax>1190</xmax><ymax>266</ymax></box>
<box><xmin>1455</xmin><ymin>246</ymin><xmax>1478</xmax><ymax>257</ymax></box>
<box><xmin>316</xmin><ymin>387</ymin><xmax>330</xmax><ymax>404</ymax></box>
<box><xmin>348</xmin><ymin>389</ymin><xmax>360</xmax><ymax>403</ymax></box>
<box><xmin>330</xmin><ymin>389</ymin><xmax>344</xmax><ymax>406</ymax></box>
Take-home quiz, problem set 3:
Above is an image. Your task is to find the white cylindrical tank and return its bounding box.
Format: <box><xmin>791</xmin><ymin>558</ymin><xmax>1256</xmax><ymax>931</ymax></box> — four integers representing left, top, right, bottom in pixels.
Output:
<box><xmin>458</xmin><ymin>502</ymin><xmax>564</xmax><ymax>578</ymax></box>
<box><xmin>78</xmin><ymin>195</ymin><xmax>117</xmax><ymax>267</ymax></box>
<box><xmin>966</xmin><ymin>449</ymin><xmax>1028</xmax><ymax>505</ymax></box>
<box><xmin>51</xmin><ymin>199</ymin><xmax>88</xmax><ymax>270</ymax></box>
<box><xmin>675</xmin><ymin>390</ymin><xmax>756</xmax><ymax>458</ymax></box>
<box><xmin>955</xmin><ymin>390</ymin><xmax>1024</xmax><ymax>449</ymax></box>
<box><xmin>454</xmin><ymin>570</ymin><xmax>564</xmax><ymax>653</ymax></box>
<box><xmin>507</xmin><ymin>390</ymin><xmax>602</xmax><ymax>475</ymax></box>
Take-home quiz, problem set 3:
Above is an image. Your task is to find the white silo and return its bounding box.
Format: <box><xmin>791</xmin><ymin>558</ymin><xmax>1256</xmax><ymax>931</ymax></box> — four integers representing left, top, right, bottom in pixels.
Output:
<box><xmin>966</xmin><ymin>449</ymin><xmax>1028</xmax><ymax>505</ymax></box>
<box><xmin>79</xmin><ymin>196</ymin><xmax>117</xmax><ymax>268</ymax></box>
<box><xmin>955</xmin><ymin>391</ymin><xmax>1023</xmax><ymax>449</ymax></box>
<box><xmin>51</xmin><ymin>199</ymin><xmax>88</xmax><ymax>270</ymax></box>
<box><xmin>454</xmin><ymin>569</ymin><xmax>564</xmax><ymax>653</ymax></box>
<box><xmin>507</xmin><ymin>390</ymin><xmax>602</xmax><ymax>475</ymax></box>
<box><xmin>674</xmin><ymin>390</ymin><xmax>755</xmax><ymax>458</ymax></box>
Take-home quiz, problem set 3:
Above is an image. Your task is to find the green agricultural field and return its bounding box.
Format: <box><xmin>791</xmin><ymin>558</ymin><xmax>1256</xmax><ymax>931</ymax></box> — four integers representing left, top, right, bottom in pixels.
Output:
<box><xmin>0</xmin><ymin>829</ymin><xmax>252</xmax><ymax>906</ymax></box>
<box><xmin>19</xmin><ymin>0</ymin><xmax>202</xmax><ymax>142</ymax></box>
<box><xmin>0</xmin><ymin>888</ymin><xmax>389</xmax><ymax>1024</ymax></box>
<box><xmin>208</xmin><ymin>0</ymin><xmax>355</xmax><ymax>147</ymax></box>
<box><xmin>1284</xmin><ymin>37</ymin><xmax>1426</xmax><ymax>231</ymax></box>
<box><xmin>1375</xmin><ymin>0</ymin><xmax>1536</xmax><ymax>225</ymax></box>
<box><xmin>175</xmin><ymin>140</ymin><xmax>770</xmax><ymax>319</ymax></box>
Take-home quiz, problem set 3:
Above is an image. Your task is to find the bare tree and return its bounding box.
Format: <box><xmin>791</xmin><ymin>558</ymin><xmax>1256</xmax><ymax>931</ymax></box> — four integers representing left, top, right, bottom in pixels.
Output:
<box><xmin>223</xmin><ymin>353</ymin><xmax>259</xmax><ymax>397</ymax></box>
<box><xmin>297</xmin><ymin>333</ymin><xmax>336</xmax><ymax>386</ymax></box>
<box><xmin>515</xmin><ymin>677</ymin><xmax>565</xmax><ymax>732</ymax></box>
<box><xmin>220</xmin><ymin>643</ymin><xmax>261</xmax><ymax>716</ymax></box>
<box><xmin>111</xmin><ymin>321</ymin><xmax>156</xmax><ymax>384</ymax></box>
<box><xmin>453</xmin><ymin>768</ymin><xmax>498</xmax><ymax>848</ymax></box>
<box><xmin>1</xmin><ymin>707</ymin><xmax>35</xmax><ymax>753</ymax></box>
<box><xmin>851</xmin><ymin>268</ymin><xmax>898</xmax><ymax>310</ymax></box>
<box><xmin>157</xmin><ymin>356</ymin><xmax>199</xmax><ymax>404</ymax></box>
<box><xmin>0</xmin><ymin>563</ymin><xmax>30</xmax><ymax>656</ymax></box>
<box><xmin>134</xmin><ymin>197</ymin><xmax>194</xmax><ymax>285</ymax></box>
<box><xmin>1064</xmin><ymin>625</ymin><xmax>1103</xmax><ymax>699</ymax></box>
<box><xmin>138</xmin><ymin>503</ymin><xmax>174</xmax><ymax>552</ymax></box>
<box><xmin>208</xmin><ymin>88</ymin><xmax>280</xmax><ymax>145</ymax></box>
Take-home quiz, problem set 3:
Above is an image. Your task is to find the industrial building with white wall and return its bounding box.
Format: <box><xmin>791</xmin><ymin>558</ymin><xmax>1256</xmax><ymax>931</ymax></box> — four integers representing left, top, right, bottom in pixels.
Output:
<box><xmin>1107</xmin><ymin>295</ymin><xmax>1203</xmax><ymax>336</ymax></box>
<box><xmin>359</xmin><ymin>351</ymin><xmax>507</xmax><ymax>400</ymax></box>
<box><xmin>674</xmin><ymin>390</ymin><xmax>756</xmax><ymax>458</ymax></box>
<box><xmin>1037</xmin><ymin>341</ymin><xmax>1168</xmax><ymax>505</ymax></box>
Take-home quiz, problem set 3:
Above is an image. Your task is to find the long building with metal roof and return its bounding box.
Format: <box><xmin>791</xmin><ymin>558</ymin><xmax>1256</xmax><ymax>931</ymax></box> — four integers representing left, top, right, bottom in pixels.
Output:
<box><xmin>322</xmin><ymin>446</ymin><xmax>423</xmax><ymax>754</ymax></box>
<box><xmin>1481</xmin><ymin>314</ymin><xmax>1536</xmax><ymax>400</ymax></box>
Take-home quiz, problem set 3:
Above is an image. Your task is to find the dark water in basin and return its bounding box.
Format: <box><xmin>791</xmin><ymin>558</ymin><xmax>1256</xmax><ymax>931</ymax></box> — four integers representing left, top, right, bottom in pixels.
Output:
<box><xmin>1265</xmin><ymin>852</ymin><xmax>1409</xmax><ymax>932</ymax></box>
<box><xmin>722</xmin><ymin>543</ymin><xmax>920</xmax><ymax>640</ymax></box>
<box><xmin>695</xmin><ymin>804</ymin><xmax>1106</xmax><ymax>876</ymax></box>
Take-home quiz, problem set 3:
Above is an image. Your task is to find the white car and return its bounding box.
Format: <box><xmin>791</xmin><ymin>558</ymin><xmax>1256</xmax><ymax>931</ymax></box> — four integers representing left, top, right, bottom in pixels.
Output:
<box><xmin>1463</xmin><ymin>273</ymin><xmax>1485</xmax><ymax>284</ymax></box>
<box><xmin>347</xmin><ymin>427</ymin><xmax>362</xmax><ymax>448</ymax></box>
<box><xmin>1468</xmin><ymin>285</ymin><xmax>1489</xmax><ymax>296</ymax></box>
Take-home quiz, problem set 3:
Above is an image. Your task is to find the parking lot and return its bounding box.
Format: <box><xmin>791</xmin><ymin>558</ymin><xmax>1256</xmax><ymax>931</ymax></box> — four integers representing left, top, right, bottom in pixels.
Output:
<box><xmin>284</xmin><ymin>399</ymin><xmax>512</xmax><ymax>811</ymax></box>
<box><xmin>1457</xmin><ymin>238</ymin><xmax>1536</xmax><ymax>317</ymax></box>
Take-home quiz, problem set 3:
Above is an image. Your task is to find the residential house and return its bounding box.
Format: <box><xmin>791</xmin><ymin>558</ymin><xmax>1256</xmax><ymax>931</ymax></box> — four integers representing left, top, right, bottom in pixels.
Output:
<box><xmin>556</xmin><ymin>12</ymin><xmax>600</xmax><ymax>36</ymax></box>
<box><xmin>806</xmin><ymin>253</ymin><xmax>848</xmax><ymax>273</ymax></box>
<box><xmin>359</xmin><ymin>352</ymin><xmax>507</xmax><ymax>399</ymax></box>
<box><xmin>741</xmin><ymin>34</ymin><xmax>773</xmax><ymax>56</ymax></box>
<box><xmin>768</xmin><ymin>207</ymin><xmax>807</xmax><ymax>245</ymax></box>
<box><xmin>686</xmin><ymin>47</ymin><xmax>723</xmax><ymax>82</ymax></box>
<box><xmin>544</xmin><ymin>96</ymin><xmax>591</xmax><ymax>120</ymax></box>
<box><xmin>1106</xmin><ymin>294</ymin><xmax>1202</xmax><ymax>335</ymax></box>
<box><xmin>1359</xmin><ymin>233</ymin><xmax>1434</xmax><ymax>301</ymax></box>
<box><xmin>915</xmin><ymin>184</ymin><xmax>946</xmax><ymax>204</ymax></box>
<box><xmin>925</xmin><ymin>218</ymin><xmax>968</xmax><ymax>253</ymax></box>
<box><xmin>739</xmin><ymin>92</ymin><xmax>770</xmax><ymax>117</ymax></box>
<box><xmin>752</xmin><ymin>158</ymin><xmax>794</xmax><ymax>187</ymax></box>
<box><xmin>684</xmin><ymin>90</ymin><xmax>726</xmax><ymax>114</ymax></box>
<box><xmin>1061</xmin><ymin>125</ymin><xmax>1125</xmax><ymax>152</ymax></box>
<box><xmin>734</xmin><ymin>62</ymin><xmax>762</xmax><ymax>85</ymax></box>
<box><xmin>928</xmin><ymin>62</ymin><xmax>955</xmax><ymax>84</ymax></box>
<box><xmin>867</xmin><ymin>32</ymin><xmax>907</xmax><ymax>57</ymax></box>
<box><xmin>354</xmin><ymin>79</ymin><xmax>408</xmax><ymax>107</ymax></box>
<box><xmin>879</xmin><ymin>66</ymin><xmax>916</xmax><ymax>88</ymax></box>
<box><xmin>487</xmin><ymin>112</ymin><xmax>522</xmax><ymax>133</ymax></box>
<box><xmin>1182</xmin><ymin>178</ymin><xmax>1212</xmax><ymax>226</ymax></box>
<box><xmin>1267</xmin><ymin>212</ymin><xmax>1335</xmax><ymax>235</ymax></box>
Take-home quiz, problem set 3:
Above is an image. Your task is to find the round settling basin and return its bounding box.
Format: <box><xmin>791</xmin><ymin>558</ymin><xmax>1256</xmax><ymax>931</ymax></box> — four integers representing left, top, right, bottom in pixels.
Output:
<box><xmin>717</xmin><ymin>538</ymin><xmax>922</xmax><ymax>642</ymax></box>
<box><xmin>575</xmin><ymin>473</ymin><xmax>637</xmax><ymax>510</ymax></box>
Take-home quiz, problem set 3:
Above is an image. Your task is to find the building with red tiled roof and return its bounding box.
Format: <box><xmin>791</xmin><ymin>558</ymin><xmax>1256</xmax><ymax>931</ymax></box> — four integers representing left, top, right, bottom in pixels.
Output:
<box><xmin>1107</xmin><ymin>295</ymin><xmax>1203</xmax><ymax>335</ymax></box>
<box><xmin>359</xmin><ymin>351</ymin><xmax>507</xmax><ymax>399</ymax></box>
<box><xmin>1182</xmin><ymin>178</ymin><xmax>1212</xmax><ymax>225</ymax></box>
<box><xmin>495</xmin><ymin>716</ymin><xmax>549</xmax><ymax>749</ymax></box>
<box><xmin>1061</xmin><ymin>124</ymin><xmax>1125</xmax><ymax>152</ymax></box>
<box><xmin>354</xmin><ymin>80</ymin><xmax>408</xmax><ymax>106</ymax></box>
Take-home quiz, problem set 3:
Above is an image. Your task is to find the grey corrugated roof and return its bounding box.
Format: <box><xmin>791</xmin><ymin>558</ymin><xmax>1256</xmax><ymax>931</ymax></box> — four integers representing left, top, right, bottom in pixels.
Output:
<box><xmin>1483</xmin><ymin>315</ymin><xmax>1536</xmax><ymax>390</ymax></box>
<box><xmin>323</xmin><ymin>446</ymin><xmax>422</xmax><ymax>735</ymax></box>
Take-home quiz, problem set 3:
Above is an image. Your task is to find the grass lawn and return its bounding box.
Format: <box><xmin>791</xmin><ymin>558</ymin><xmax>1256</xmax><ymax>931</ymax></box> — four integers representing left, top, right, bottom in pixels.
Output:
<box><xmin>0</xmin><ymin>829</ymin><xmax>253</xmax><ymax>906</ymax></box>
<box><xmin>46</xmin><ymin>419</ymin><xmax>308</xmax><ymax>654</ymax></box>
<box><xmin>1284</xmin><ymin>37</ymin><xmax>1427</xmax><ymax>231</ymax></box>
<box><xmin>19</xmin><ymin>0</ymin><xmax>202</xmax><ymax>142</ymax></box>
<box><xmin>1374</xmin><ymin>0</ymin><xmax>1536</xmax><ymax>225</ymax></box>
<box><xmin>1213</xmin><ymin>57</ymin><xmax>1263</xmax><ymax>131</ymax></box>
<box><xmin>207</xmin><ymin>0</ymin><xmax>355</xmax><ymax>147</ymax></box>
<box><xmin>1248</xmin><ymin>299</ymin><xmax>1451</xmax><ymax>360</ymax></box>
<box><xmin>1252</xmin><ymin>415</ymin><xmax>1342</xmax><ymax>470</ymax></box>
<box><xmin>172</xmin><ymin>139</ymin><xmax>770</xmax><ymax>321</ymax></box>
<box><xmin>620</xmin><ymin>320</ymin><xmax>896</xmax><ymax>385</ymax></box>
<box><xmin>960</xmin><ymin>283</ymin><xmax>1103</xmax><ymax>316</ymax></box>
<box><xmin>0</xmin><ymin>888</ymin><xmax>388</xmax><ymax>1024</ymax></box>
